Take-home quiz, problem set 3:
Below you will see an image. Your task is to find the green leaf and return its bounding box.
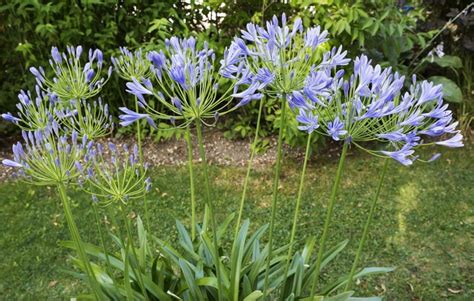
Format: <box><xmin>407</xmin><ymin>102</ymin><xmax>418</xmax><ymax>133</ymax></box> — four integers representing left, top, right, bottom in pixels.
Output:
<box><xmin>430</xmin><ymin>55</ymin><xmax>463</xmax><ymax>69</ymax></box>
<box><xmin>179</xmin><ymin>259</ymin><xmax>204</xmax><ymax>300</ymax></box>
<box><xmin>230</xmin><ymin>220</ymin><xmax>250</xmax><ymax>300</ymax></box>
<box><xmin>428</xmin><ymin>76</ymin><xmax>463</xmax><ymax>103</ymax></box>
<box><xmin>243</xmin><ymin>290</ymin><xmax>263</xmax><ymax>301</ymax></box>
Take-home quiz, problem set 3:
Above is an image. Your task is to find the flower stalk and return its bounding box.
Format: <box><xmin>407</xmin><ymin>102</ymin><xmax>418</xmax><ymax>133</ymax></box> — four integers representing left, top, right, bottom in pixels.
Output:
<box><xmin>57</xmin><ymin>183</ymin><xmax>103</xmax><ymax>299</ymax></box>
<box><xmin>263</xmin><ymin>95</ymin><xmax>288</xmax><ymax>298</ymax></box>
<box><xmin>310</xmin><ymin>142</ymin><xmax>349</xmax><ymax>296</ymax></box>
<box><xmin>234</xmin><ymin>98</ymin><xmax>265</xmax><ymax>236</ymax></box>
<box><xmin>185</xmin><ymin>126</ymin><xmax>197</xmax><ymax>240</ymax></box>
<box><xmin>195</xmin><ymin>121</ymin><xmax>224</xmax><ymax>300</ymax></box>
<box><xmin>281</xmin><ymin>132</ymin><xmax>313</xmax><ymax>291</ymax></box>
<box><xmin>345</xmin><ymin>158</ymin><xmax>389</xmax><ymax>291</ymax></box>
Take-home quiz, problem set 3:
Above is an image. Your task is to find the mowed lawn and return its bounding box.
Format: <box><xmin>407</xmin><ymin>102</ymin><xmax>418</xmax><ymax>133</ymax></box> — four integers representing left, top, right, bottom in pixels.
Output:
<box><xmin>1</xmin><ymin>141</ymin><xmax>473</xmax><ymax>300</ymax></box>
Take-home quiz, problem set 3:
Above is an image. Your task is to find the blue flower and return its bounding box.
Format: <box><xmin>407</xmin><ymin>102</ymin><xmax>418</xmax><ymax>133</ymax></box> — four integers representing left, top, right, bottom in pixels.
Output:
<box><xmin>288</xmin><ymin>91</ymin><xmax>313</xmax><ymax>110</ymax></box>
<box><xmin>377</xmin><ymin>130</ymin><xmax>406</xmax><ymax>142</ymax></box>
<box><xmin>381</xmin><ymin>144</ymin><xmax>415</xmax><ymax>166</ymax></box>
<box><xmin>435</xmin><ymin>132</ymin><xmax>463</xmax><ymax>148</ymax></box>
<box><xmin>296</xmin><ymin>110</ymin><xmax>319</xmax><ymax>133</ymax></box>
<box><xmin>417</xmin><ymin>81</ymin><xmax>443</xmax><ymax>105</ymax></box>
<box><xmin>327</xmin><ymin>117</ymin><xmax>347</xmax><ymax>141</ymax></box>
<box><xmin>320</xmin><ymin>46</ymin><xmax>350</xmax><ymax>69</ymax></box>
<box><xmin>118</xmin><ymin>107</ymin><xmax>156</xmax><ymax>128</ymax></box>
<box><xmin>2</xmin><ymin>159</ymin><xmax>23</xmax><ymax>168</ymax></box>
<box><xmin>304</xmin><ymin>71</ymin><xmax>333</xmax><ymax>106</ymax></box>
<box><xmin>126</xmin><ymin>78</ymin><xmax>153</xmax><ymax>103</ymax></box>
<box><xmin>1</xmin><ymin>112</ymin><xmax>21</xmax><ymax>123</ymax></box>
<box><xmin>304</xmin><ymin>26</ymin><xmax>329</xmax><ymax>49</ymax></box>
<box><xmin>51</xmin><ymin>47</ymin><xmax>62</xmax><ymax>63</ymax></box>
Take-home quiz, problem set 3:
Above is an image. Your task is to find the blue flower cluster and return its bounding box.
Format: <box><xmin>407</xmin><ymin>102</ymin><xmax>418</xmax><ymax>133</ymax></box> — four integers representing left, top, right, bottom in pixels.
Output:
<box><xmin>3</xmin><ymin>46</ymin><xmax>114</xmax><ymax>139</ymax></box>
<box><xmin>2</xmin><ymin>85</ymin><xmax>59</xmax><ymax>131</ymax></box>
<box><xmin>220</xmin><ymin>14</ymin><xmax>350</xmax><ymax>107</ymax></box>
<box><xmin>80</xmin><ymin>142</ymin><xmax>151</xmax><ymax>206</ymax></box>
<box><xmin>3</xmin><ymin>126</ymin><xmax>89</xmax><ymax>185</ymax></box>
<box><xmin>111</xmin><ymin>47</ymin><xmax>154</xmax><ymax>81</ymax></box>
<box><xmin>294</xmin><ymin>55</ymin><xmax>463</xmax><ymax>165</ymax></box>
<box><xmin>121</xmin><ymin>37</ymin><xmax>229</xmax><ymax>127</ymax></box>
<box><xmin>32</xmin><ymin>46</ymin><xmax>112</xmax><ymax>101</ymax></box>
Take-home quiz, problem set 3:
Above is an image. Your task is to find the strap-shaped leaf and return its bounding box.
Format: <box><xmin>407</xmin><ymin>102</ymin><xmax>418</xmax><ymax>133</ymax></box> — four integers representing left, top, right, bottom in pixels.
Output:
<box><xmin>230</xmin><ymin>219</ymin><xmax>250</xmax><ymax>300</ymax></box>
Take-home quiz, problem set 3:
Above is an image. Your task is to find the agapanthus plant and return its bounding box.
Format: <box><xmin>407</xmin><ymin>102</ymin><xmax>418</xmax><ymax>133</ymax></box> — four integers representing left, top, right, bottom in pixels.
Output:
<box><xmin>2</xmin><ymin>86</ymin><xmax>59</xmax><ymax>131</ymax></box>
<box><xmin>296</xmin><ymin>55</ymin><xmax>463</xmax><ymax>165</ymax></box>
<box><xmin>1</xmin><ymin>125</ymin><xmax>103</xmax><ymax>298</ymax></box>
<box><xmin>220</xmin><ymin>13</ymin><xmax>349</xmax><ymax>106</ymax></box>
<box><xmin>31</xmin><ymin>45</ymin><xmax>112</xmax><ymax>101</ymax></box>
<box><xmin>221</xmin><ymin>14</ymin><xmax>351</xmax><ymax>297</ymax></box>
<box><xmin>2</xmin><ymin>125</ymin><xmax>89</xmax><ymax>185</ymax></box>
<box><xmin>119</xmin><ymin>36</ymin><xmax>238</xmax><ymax>298</ymax></box>
<box><xmin>293</xmin><ymin>54</ymin><xmax>464</xmax><ymax>294</ymax></box>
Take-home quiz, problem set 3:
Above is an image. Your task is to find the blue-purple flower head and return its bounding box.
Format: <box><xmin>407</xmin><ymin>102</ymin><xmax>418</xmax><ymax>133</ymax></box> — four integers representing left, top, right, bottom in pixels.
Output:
<box><xmin>2</xmin><ymin>86</ymin><xmax>58</xmax><ymax>131</ymax></box>
<box><xmin>220</xmin><ymin>14</ymin><xmax>350</xmax><ymax>109</ymax></box>
<box><xmin>2</xmin><ymin>127</ymin><xmax>89</xmax><ymax>185</ymax></box>
<box><xmin>57</xmin><ymin>97</ymin><xmax>114</xmax><ymax>139</ymax></box>
<box><xmin>112</xmin><ymin>47</ymin><xmax>154</xmax><ymax>81</ymax></box>
<box><xmin>80</xmin><ymin>142</ymin><xmax>150</xmax><ymax>206</ymax></box>
<box><xmin>294</xmin><ymin>54</ymin><xmax>463</xmax><ymax>166</ymax></box>
<box><xmin>121</xmin><ymin>36</ymin><xmax>235</xmax><ymax>128</ymax></box>
<box><xmin>32</xmin><ymin>45</ymin><xmax>112</xmax><ymax>101</ymax></box>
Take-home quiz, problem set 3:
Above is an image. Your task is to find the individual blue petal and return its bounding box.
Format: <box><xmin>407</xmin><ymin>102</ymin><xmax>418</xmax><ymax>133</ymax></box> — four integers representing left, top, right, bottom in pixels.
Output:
<box><xmin>435</xmin><ymin>132</ymin><xmax>463</xmax><ymax>148</ymax></box>
<box><xmin>2</xmin><ymin>112</ymin><xmax>21</xmax><ymax>123</ymax></box>
<box><xmin>2</xmin><ymin>159</ymin><xmax>23</xmax><ymax>168</ymax></box>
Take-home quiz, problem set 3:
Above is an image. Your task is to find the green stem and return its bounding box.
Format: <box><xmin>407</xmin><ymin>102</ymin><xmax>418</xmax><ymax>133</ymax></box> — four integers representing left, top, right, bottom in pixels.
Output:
<box><xmin>92</xmin><ymin>204</ymin><xmax>112</xmax><ymax>274</ymax></box>
<box><xmin>344</xmin><ymin>158</ymin><xmax>389</xmax><ymax>291</ymax></box>
<box><xmin>120</xmin><ymin>206</ymin><xmax>149</xmax><ymax>301</ymax></box>
<box><xmin>310</xmin><ymin>142</ymin><xmax>349</xmax><ymax>296</ymax></box>
<box><xmin>281</xmin><ymin>133</ymin><xmax>313</xmax><ymax>295</ymax></box>
<box><xmin>195</xmin><ymin>121</ymin><xmax>223</xmax><ymax>301</ymax></box>
<box><xmin>135</xmin><ymin>98</ymin><xmax>150</xmax><ymax>234</ymax></box>
<box><xmin>185</xmin><ymin>126</ymin><xmax>197</xmax><ymax>240</ymax></box>
<box><xmin>57</xmin><ymin>183</ymin><xmax>102</xmax><ymax>299</ymax></box>
<box><xmin>263</xmin><ymin>96</ymin><xmax>288</xmax><ymax>298</ymax></box>
<box><xmin>235</xmin><ymin>98</ymin><xmax>265</xmax><ymax>236</ymax></box>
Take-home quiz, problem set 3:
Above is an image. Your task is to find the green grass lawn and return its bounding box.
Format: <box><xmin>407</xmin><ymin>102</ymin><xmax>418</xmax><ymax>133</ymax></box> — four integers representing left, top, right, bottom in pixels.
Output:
<box><xmin>1</xmin><ymin>142</ymin><xmax>473</xmax><ymax>300</ymax></box>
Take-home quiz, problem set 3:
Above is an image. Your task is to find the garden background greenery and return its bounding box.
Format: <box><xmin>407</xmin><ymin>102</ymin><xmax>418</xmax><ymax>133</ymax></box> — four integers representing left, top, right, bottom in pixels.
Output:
<box><xmin>0</xmin><ymin>0</ymin><xmax>473</xmax><ymax>300</ymax></box>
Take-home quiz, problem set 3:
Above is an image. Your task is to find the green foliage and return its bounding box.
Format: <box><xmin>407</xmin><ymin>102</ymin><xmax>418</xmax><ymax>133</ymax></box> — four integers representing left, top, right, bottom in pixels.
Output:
<box><xmin>0</xmin><ymin>0</ymin><xmax>191</xmax><ymax>133</ymax></box>
<box><xmin>290</xmin><ymin>0</ymin><xmax>435</xmax><ymax>70</ymax></box>
<box><xmin>62</xmin><ymin>213</ymin><xmax>389</xmax><ymax>300</ymax></box>
<box><xmin>428</xmin><ymin>76</ymin><xmax>463</xmax><ymax>104</ymax></box>
<box><xmin>1</xmin><ymin>144</ymin><xmax>473</xmax><ymax>299</ymax></box>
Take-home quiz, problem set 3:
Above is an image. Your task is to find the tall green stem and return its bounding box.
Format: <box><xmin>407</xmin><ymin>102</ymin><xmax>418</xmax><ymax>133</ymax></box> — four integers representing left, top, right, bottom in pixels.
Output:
<box><xmin>345</xmin><ymin>158</ymin><xmax>389</xmax><ymax>291</ymax></box>
<box><xmin>92</xmin><ymin>204</ymin><xmax>112</xmax><ymax>273</ymax></box>
<box><xmin>195</xmin><ymin>121</ymin><xmax>223</xmax><ymax>301</ymax></box>
<box><xmin>57</xmin><ymin>183</ymin><xmax>102</xmax><ymax>299</ymax></box>
<box><xmin>263</xmin><ymin>96</ymin><xmax>288</xmax><ymax>298</ymax></box>
<box><xmin>310</xmin><ymin>142</ymin><xmax>349</xmax><ymax>296</ymax></box>
<box><xmin>185</xmin><ymin>126</ymin><xmax>197</xmax><ymax>240</ymax></box>
<box><xmin>135</xmin><ymin>98</ymin><xmax>150</xmax><ymax>234</ymax></box>
<box><xmin>235</xmin><ymin>99</ymin><xmax>265</xmax><ymax>236</ymax></box>
<box><xmin>281</xmin><ymin>133</ymin><xmax>312</xmax><ymax>294</ymax></box>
